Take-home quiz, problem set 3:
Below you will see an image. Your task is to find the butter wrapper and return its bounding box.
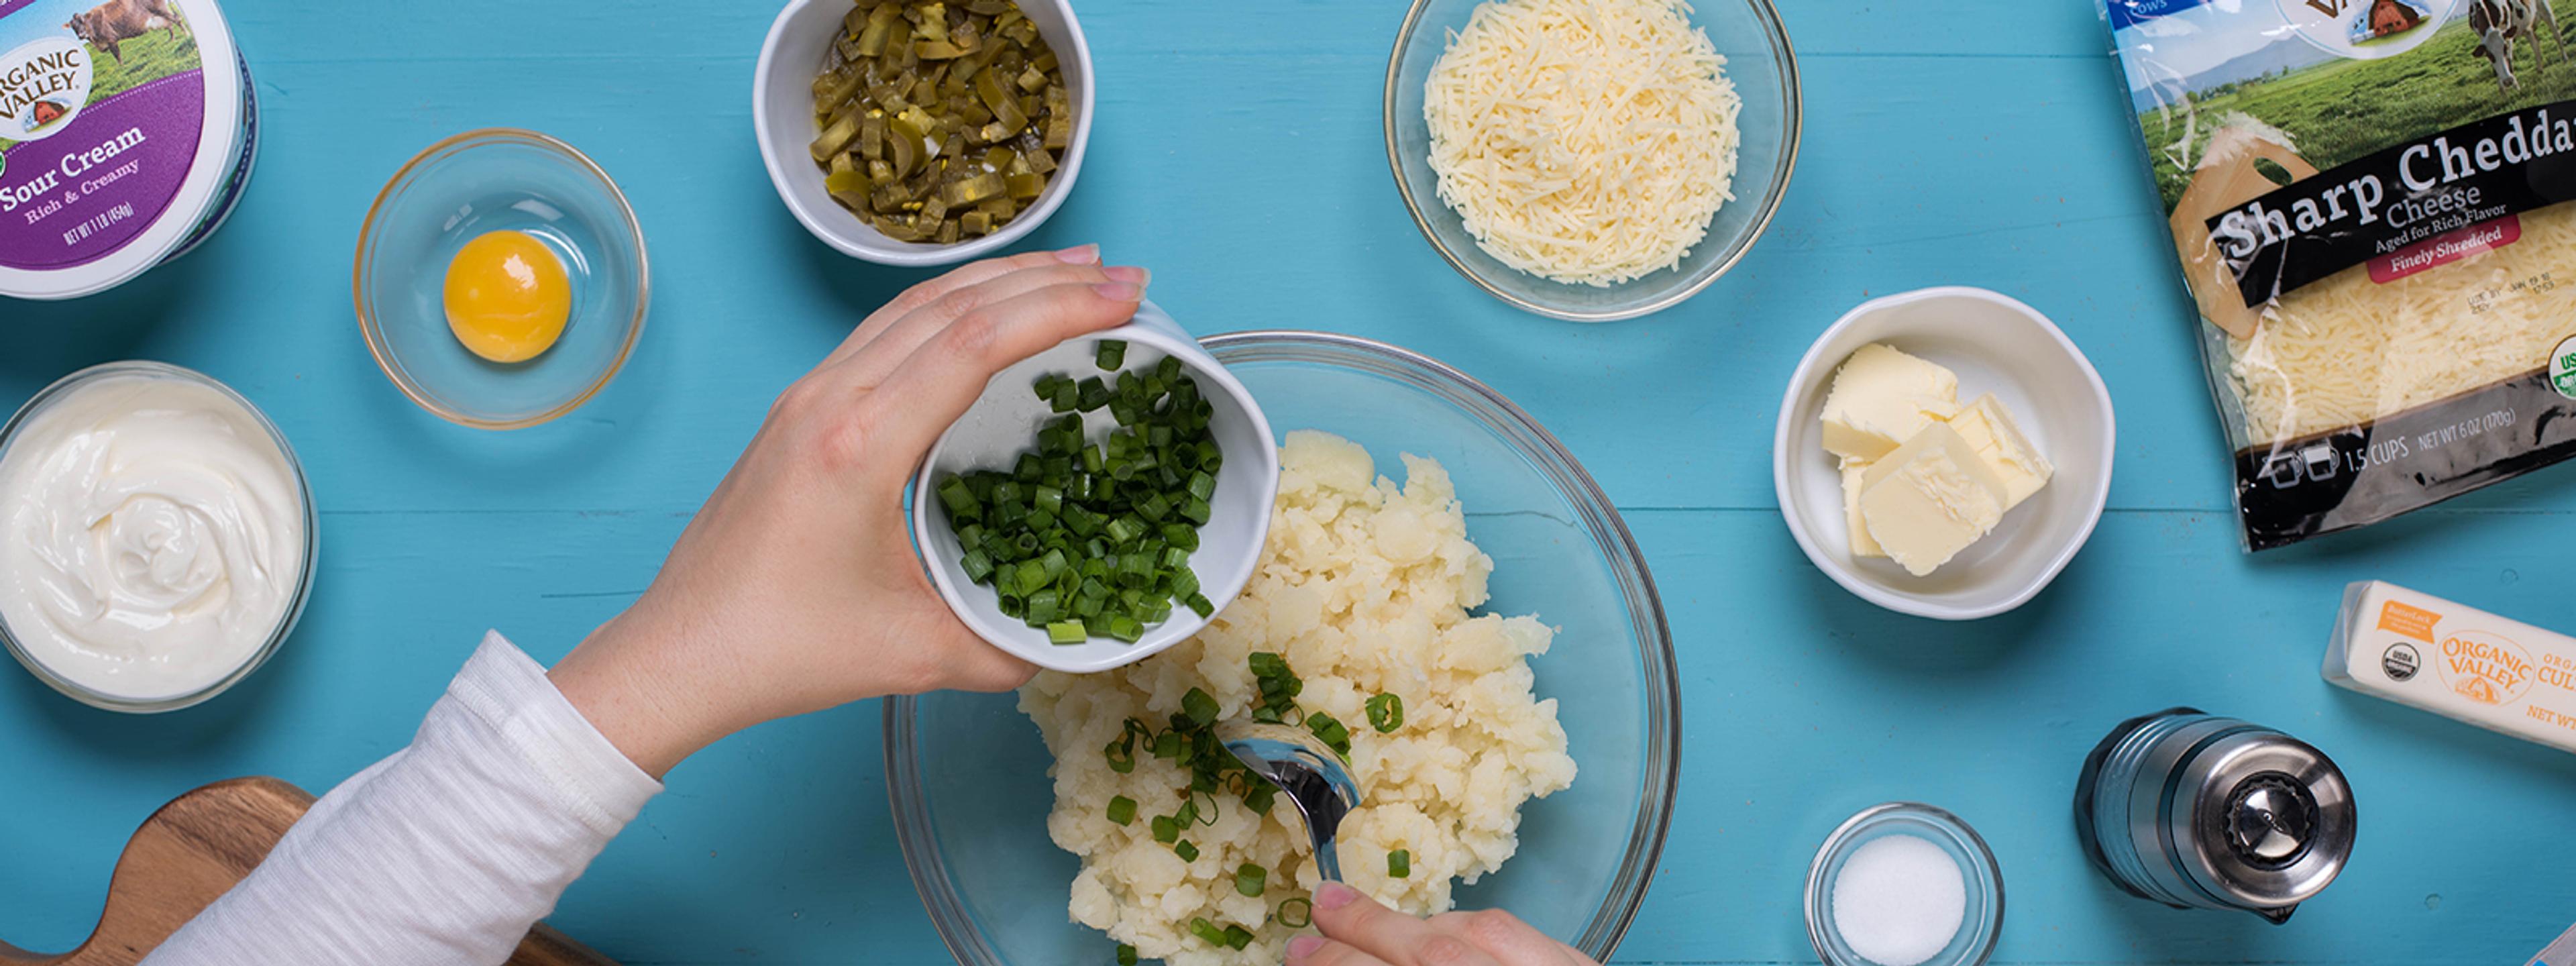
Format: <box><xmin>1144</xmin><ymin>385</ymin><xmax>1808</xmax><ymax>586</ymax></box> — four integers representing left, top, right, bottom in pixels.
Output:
<box><xmin>2530</xmin><ymin>922</ymin><xmax>2576</xmax><ymax>966</ymax></box>
<box><xmin>2326</xmin><ymin>581</ymin><xmax>2576</xmax><ymax>755</ymax></box>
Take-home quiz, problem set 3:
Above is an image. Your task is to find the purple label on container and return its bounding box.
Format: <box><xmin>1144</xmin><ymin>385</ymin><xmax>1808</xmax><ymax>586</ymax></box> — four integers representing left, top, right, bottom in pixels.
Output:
<box><xmin>0</xmin><ymin>0</ymin><xmax>207</xmax><ymax>272</ymax></box>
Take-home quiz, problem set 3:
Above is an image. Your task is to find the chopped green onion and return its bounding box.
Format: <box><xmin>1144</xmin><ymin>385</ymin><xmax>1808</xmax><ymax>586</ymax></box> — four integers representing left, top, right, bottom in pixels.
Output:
<box><xmin>1190</xmin><ymin>789</ymin><xmax>1220</xmax><ymax>826</ymax></box>
<box><xmin>1305</xmin><ymin>711</ymin><xmax>1352</xmax><ymax>757</ymax></box>
<box><xmin>1181</xmin><ymin>688</ymin><xmax>1218</xmax><ymax>726</ymax></box>
<box><xmin>939</xmin><ymin>362</ymin><xmax>1222</xmax><ymax>645</ymax></box>
<box><xmin>1175</xmin><ymin>839</ymin><xmax>1199</xmax><ymax>862</ymax></box>
<box><xmin>1222</xmin><ymin>924</ymin><xmax>1253</xmax><ymax>950</ymax></box>
<box><xmin>1189</xmin><ymin>918</ymin><xmax>1227</xmax><ymax>947</ymax></box>
<box><xmin>1388</xmin><ymin>849</ymin><xmax>1411</xmax><ymax>878</ymax></box>
<box><xmin>1150</xmin><ymin>815</ymin><xmax>1179</xmax><ymax>843</ymax></box>
<box><xmin>1116</xmin><ymin>943</ymin><xmax>1138</xmax><ymax>966</ymax></box>
<box><xmin>1277</xmin><ymin>897</ymin><xmax>1313</xmax><ymax>928</ymax></box>
<box><xmin>1107</xmin><ymin>795</ymin><xmax>1136</xmax><ymax>825</ymax></box>
<box><xmin>1366</xmin><ymin>692</ymin><xmax>1404</xmax><ymax>733</ymax></box>
<box><xmin>1096</xmin><ymin>339</ymin><xmax>1127</xmax><ymax>370</ymax></box>
<box><xmin>1242</xmin><ymin>782</ymin><xmax>1276</xmax><ymax>815</ymax></box>
<box><xmin>1234</xmin><ymin>863</ymin><xmax>1267</xmax><ymax>897</ymax></box>
<box><xmin>1102</xmin><ymin>515</ymin><xmax>1145</xmax><ymax>544</ymax></box>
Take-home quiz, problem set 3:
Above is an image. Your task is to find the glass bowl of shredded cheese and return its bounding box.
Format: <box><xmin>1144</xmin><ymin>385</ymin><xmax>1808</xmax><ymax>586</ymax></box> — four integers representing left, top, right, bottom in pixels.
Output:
<box><xmin>885</xmin><ymin>331</ymin><xmax>1678</xmax><ymax>963</ymax></box>
<box><xmin>1383</xmin><ymin>0</ymin><xmax>1799</xmax><ymax>322</ymax></box>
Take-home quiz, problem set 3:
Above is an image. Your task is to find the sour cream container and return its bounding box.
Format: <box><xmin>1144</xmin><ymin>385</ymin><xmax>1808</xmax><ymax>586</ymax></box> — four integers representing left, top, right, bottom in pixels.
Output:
<box><xmin>0</xmin><ymin>0</ymin><xmax>258</xmax><ymax>300</ymax></box>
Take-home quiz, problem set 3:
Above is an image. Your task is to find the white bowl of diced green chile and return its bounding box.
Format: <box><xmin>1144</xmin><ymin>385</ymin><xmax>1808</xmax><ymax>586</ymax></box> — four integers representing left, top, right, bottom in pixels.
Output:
<box><xmin>911</xmin><ymin>303</ymin><xmax>1279</xmax><ymax>674</ymax></box>
<box><xmin>754</xmin><ymin>0</ymin><xmax>1094</xmax><ymax>266</ymax></box>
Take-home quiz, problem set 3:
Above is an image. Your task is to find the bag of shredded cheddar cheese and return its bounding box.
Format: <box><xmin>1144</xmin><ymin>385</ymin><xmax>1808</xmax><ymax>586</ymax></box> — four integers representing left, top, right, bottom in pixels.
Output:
<box><xmin>2102</xmin><ymin>0</ymin><xmax>2576</xmax><ymax>549</ymax></box>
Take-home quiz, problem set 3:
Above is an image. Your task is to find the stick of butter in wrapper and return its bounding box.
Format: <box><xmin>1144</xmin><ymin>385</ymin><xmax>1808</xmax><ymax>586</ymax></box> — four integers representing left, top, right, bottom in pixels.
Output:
<box><xmin>2530</xmin><ymin>922</ymin><xmax>2576</xmax><ymax>966</ymax></box>
<box><xmin>2326</xmin><ymin>582</ymin><xmax>2576</xmax><ymax>755</ymax></box>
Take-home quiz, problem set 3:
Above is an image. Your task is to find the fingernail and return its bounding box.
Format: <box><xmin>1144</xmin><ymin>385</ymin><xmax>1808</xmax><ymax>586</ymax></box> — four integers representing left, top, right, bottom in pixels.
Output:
<box><xmin>1316</xmin><ymin>882</ymin><xmax>1359</xmax><ymax>910</ymax></box>
<box><xmin>1093</xmin><ymin>281</ymin><xmax>1142</xmax><ymax>301</ymax></box>
<box><xmin>1287</xmin><ymin>935</ymin><xmax>1326</xmax><ymax>961</ymax></box>
<box><xmin>1103</xmin><ymin>265</ymin><xmax>1150</xmax><ymax>286</ymax></box>
<box><xmin>1056</xmin><ymin>244</ymin><xmax>1101</xmax><ymax>264</ymax></box>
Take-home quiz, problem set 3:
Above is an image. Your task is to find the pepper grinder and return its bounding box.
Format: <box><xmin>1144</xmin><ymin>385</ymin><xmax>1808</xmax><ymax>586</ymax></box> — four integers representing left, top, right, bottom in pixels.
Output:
<box><xmin>2073</xmin><ymin>707</ymin><xmax>2357</xmax><ymax>924</ymax></box>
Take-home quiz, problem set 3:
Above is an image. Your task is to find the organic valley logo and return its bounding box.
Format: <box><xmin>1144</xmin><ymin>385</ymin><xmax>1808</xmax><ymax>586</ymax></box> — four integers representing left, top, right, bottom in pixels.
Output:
<box><xmin>2437</xmin><ymin>630</ymin><xmax>2535</xmax><ymax>706</ymax></box>
<box><xmin>2278</xmin><ymin>0</ymin><xmax>2447</xmax><ymax>60</ymax></box>
<box><xmin>0</xmin><ymin>37</ymin><xmax>92</xmax><ymax>143</ymax></box>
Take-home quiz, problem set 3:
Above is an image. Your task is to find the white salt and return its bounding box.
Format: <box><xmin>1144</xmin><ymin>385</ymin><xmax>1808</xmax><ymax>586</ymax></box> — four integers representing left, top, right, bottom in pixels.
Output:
<box><xmin>1830</xmin><ymin>833</ymin><xmax>1966</xmax><ymax>966</ymax></box>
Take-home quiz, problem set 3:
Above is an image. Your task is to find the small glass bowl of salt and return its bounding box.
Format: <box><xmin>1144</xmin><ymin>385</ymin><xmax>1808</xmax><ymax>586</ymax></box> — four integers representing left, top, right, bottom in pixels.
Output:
<box><xmin>1804</xmin><ymin>802</ymin><xmax>2004</xmax><ymax>966</ymax></box>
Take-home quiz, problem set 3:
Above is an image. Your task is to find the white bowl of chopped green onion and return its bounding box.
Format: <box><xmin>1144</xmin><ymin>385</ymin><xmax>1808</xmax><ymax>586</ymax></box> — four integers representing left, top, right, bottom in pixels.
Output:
<box><xmin>911</xmin><ymin>301</ymin><xmax>1279</xmax><ymax>673</ymax></box>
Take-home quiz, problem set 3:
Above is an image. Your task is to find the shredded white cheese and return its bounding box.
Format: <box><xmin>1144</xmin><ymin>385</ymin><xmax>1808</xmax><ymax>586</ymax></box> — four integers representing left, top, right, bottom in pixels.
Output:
<box><xmin>2226</xmin><ymin>204</ymin><xmax>2576</xmax><ymax>442</ymax></box>
<box><xmin>1423</xmin><ymin>0</ymin><xmax>1742</xmax><ymax>287</ymax></box>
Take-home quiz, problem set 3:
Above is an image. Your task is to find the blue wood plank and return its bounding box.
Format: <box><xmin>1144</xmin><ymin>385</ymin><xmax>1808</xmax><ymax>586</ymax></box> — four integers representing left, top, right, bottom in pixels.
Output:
<box><xmin>3</xmin><ymin>1</ymin><xmax>2574</xmax><ymax>964</ymax></box>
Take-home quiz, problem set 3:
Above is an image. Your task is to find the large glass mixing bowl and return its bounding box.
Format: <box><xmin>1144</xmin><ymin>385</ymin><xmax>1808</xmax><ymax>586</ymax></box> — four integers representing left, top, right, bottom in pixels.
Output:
<box><xmin>886</xmin><ymin>331</ymin><xmax>1678</xmax><ymax>962</ymax></box>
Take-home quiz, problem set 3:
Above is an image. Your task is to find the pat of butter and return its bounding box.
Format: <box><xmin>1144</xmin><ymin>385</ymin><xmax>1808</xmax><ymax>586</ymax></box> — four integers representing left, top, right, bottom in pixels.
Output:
<box><xmin>1941</xmin><ymin>393</ymin><xmax>2053</xmax><ymax>508</ymax></box>
<box><xmin>1858</xmin><ymin>423</ymin><xmax>2008</xmax><ymax>577</ymax></box>
<box><xmin>1840</xmin><ymin>462</ymin><xmax>1884</xmax><ymax>557</ymax></box>
<box><xmin>1821</xmin><ymin>343</ymin><xmax>1958</xmax><ymax>462</ymax></box>
<box><xmin>2325</xmin><ymin>581</ymin><xmax>2576</xmax><ymax>755</ymax></box>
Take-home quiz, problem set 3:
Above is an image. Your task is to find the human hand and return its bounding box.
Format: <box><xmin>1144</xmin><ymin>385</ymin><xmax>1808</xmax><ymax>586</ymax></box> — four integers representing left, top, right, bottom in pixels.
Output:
<box><xmin>550</xmin><ymin>246</ymin><xmax>1148</xmax><ymax>776</ymax></box>
<box><xmin>1286</xmin><ymin>883</ymin><xmax>1600</xmax><ymax>966</ymax></box>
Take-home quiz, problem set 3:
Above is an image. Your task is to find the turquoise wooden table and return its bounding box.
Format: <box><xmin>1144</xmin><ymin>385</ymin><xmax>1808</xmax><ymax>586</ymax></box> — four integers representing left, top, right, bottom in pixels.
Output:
<box><xmin>6</xmin><ymin>0</ymin><xmax>2575</xmax><ymax>963</ymax></box>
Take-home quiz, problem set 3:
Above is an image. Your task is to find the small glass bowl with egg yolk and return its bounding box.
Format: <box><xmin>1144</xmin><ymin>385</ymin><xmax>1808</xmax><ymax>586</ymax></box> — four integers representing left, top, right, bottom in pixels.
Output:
<box><xmin>356</xmin><ymin>129</ymin><xmax>649</xmax><ymax>429</ymax></box>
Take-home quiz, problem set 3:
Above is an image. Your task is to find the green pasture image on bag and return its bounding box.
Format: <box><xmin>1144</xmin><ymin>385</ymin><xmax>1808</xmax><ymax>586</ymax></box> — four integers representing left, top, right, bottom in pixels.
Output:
<box><xmin>2104</xmin><ymin>0</ymin><xmax>2576</xmax><ymax>550</ymax></box>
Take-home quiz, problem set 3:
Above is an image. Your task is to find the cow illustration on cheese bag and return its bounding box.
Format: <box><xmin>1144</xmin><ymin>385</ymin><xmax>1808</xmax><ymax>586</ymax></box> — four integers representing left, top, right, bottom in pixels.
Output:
<box><xmin>2102</xmin><ymin>0</ymin><xmax>2576</xmax><ymax>551</ymax></box>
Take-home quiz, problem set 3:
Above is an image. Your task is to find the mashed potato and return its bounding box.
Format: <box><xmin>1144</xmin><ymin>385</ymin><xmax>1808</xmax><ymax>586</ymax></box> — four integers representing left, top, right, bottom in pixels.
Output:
<box><xmin>1020</xmin><ymin>430</ymin><xmax>1577</xmax><ymax>965</ymax></box>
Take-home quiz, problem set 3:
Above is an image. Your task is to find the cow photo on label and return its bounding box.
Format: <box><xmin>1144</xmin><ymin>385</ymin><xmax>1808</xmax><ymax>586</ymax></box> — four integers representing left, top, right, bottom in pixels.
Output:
<box><xmin>64</xmin><ymin>0</ymin><xmax>185</xmax><ymax>64</ymax></box>
<box><xmin>2469</xmin><ymin>0</ymin><xmax>2572</xmax><ymax>91</ymax></box>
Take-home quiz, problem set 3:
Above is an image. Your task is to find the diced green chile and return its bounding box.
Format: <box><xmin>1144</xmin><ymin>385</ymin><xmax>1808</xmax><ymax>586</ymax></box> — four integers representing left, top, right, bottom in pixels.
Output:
<box><xmin>808</xmin><ymin>0</ymin><xmax>1071</xmax><ymax>244</ymax></box>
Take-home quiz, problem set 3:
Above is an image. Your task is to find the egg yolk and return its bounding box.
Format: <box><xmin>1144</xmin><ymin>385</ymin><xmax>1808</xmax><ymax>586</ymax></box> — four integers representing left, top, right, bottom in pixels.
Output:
<box><xmin>443</xmin><ymin>231</ymin><xmax>570</xmax><ymax>364</ymax></box>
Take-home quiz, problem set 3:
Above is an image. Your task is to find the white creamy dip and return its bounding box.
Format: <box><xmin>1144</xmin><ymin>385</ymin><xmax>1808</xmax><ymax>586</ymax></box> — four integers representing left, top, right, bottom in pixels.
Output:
<box><xmin>0</xmin><ymin>366</ymin><xmax>307</xmax><ymax>704</ymax></box>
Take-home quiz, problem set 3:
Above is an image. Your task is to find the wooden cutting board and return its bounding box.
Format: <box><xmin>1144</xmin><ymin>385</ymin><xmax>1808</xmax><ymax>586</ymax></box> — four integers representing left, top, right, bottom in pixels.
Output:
<box><xmin>0</xmin><ymin>777</ymin><xmax>614</xmax><ymax>966</ymax></box>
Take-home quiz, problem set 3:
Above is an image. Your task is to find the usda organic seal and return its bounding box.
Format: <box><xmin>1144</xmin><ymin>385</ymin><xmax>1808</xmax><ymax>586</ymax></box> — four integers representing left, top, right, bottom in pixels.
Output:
<box><xmin>2553</xmin><ymin>334</ymin><xmax>2576</xmax><ymax>399</ymax></box>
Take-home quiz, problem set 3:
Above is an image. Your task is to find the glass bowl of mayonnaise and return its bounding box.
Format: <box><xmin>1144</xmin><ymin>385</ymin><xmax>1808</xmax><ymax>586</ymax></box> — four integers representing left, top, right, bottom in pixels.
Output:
<box><xmin>0</xmin><ymin>362</ymin><xmax>317</xmax><ymax>712</ymax></box>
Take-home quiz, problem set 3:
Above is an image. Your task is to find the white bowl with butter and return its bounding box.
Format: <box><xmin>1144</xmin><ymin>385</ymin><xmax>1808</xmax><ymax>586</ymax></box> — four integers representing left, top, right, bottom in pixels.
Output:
<box><xmin>1773</xmin><ymin>288</ymin><xmax>2112</xmax><ymax>620</ymax></box>
<box><xmin>0</xmin><ymin>362</ymin><xmax>316</xmax><ymax>712</ymax></box>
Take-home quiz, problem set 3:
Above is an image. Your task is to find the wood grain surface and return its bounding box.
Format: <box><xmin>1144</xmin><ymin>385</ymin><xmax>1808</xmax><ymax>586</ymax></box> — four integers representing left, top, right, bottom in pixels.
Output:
<box><xmin>0</xmin><ymin>778</ymin><xmax>610</xmax><ymax>966</ymax></box>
